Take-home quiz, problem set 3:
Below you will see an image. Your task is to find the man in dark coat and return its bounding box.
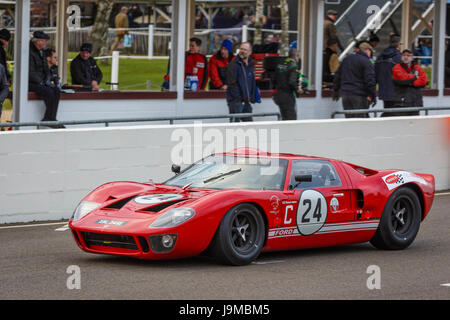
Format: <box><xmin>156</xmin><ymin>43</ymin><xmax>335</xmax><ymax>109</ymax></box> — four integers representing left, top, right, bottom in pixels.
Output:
<box><xmin>333</xmin><ymin>42</ymin><xmax>377</xmax><ymax>118</ymax></box>
<box><xmin>0</xmin><ymin>28</ymin><xmax>11</xmax><ymax>83</ymax></box>
<box><xmin>226</xmin><ymin>42</ymin><xmax>259</xmax><ymax>122</ymax></box>
<box><xmin>375</xmin><ymin>35</ymin><xmax>402</xmax><ymax>108</ymax></box>
<box><xmin>0</xmin><ymin>63</ymin><xmax>9</xmax><ymax>118</ymax></box>
<box><xmin>323</xmin><ymin>10</ymin><xmax>343</xmax><ymax>52</ymax></box>
<box><xmin>28</xmin><ymin>31</ymin><xmax>63</xmax><ymax>127</ymax></box>
<box><xmin>70</xmin><ymin>43</ymin><xmax>103</xmax><ymax>91</ymax></box>
<box><xmin>272</xmin><ymin>49</ymin><xmax>301</xmax><ymax>120</ymax></box>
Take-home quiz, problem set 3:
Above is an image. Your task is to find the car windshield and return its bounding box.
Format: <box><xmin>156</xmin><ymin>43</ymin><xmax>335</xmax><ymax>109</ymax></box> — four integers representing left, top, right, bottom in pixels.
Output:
<box><xmin>164</xmin><ymin>155</ymin><xmax>288</xmax><ymax>190</ymax></box>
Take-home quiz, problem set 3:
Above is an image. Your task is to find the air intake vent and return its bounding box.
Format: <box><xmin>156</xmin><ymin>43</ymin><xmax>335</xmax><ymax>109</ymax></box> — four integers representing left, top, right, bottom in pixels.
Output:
<box><xmin>104</xmin><ymin>196</ymin><xmax>135</xmax><ymax>209</ymax></box>
<box><xmin>142</xmin><ymin>199</ymin><xmax>187</xmax><ymax>212</ymax></box>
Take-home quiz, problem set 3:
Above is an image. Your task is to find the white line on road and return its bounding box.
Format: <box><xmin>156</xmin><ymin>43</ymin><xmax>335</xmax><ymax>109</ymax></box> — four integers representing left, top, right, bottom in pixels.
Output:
<box><xmin>0</xmin><ymin>221</ymin><xmax>68</xmax><ymax>230</ymax></box>
<box><xmin>252</xmin><ymin>260</ymin><xmax>285</xmax><ymax>265</ymax></box>
<box><xmin>54</xmin><ymin>224</ymin><xmax>70</xmax><ymax>231</ymax></box>
<box><xmin>441</xmin><ymin>283</ymin><xmax>450</xmax><ymax>287</ymax></box>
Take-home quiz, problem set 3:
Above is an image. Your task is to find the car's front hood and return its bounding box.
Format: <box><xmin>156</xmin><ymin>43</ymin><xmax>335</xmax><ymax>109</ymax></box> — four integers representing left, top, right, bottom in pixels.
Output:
<box><xmin>85</xmin><ymin>183</ymin><xmax>218</xmax><ymax>220</ymax></box>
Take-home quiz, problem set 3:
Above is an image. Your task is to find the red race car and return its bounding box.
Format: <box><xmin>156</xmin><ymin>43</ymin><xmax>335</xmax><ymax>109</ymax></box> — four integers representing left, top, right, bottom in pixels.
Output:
<box><xmin>69</xmin><ymin>148</ymin><xmax>435</xmax><ymax>265</ymax></box>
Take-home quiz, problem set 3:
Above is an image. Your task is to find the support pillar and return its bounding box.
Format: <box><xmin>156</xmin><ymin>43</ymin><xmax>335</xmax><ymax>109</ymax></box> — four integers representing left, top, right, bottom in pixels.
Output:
<box><xmin>432</xmin><ymin>0</ymin><xmax>446</xmax><ymax>93</ymax></box>
<box><xmin>56</xmin><ymin>0</ymin><xmax>69</xmax><ymax>84</ymax></box>
<box><xmin>170</xmin><ymin>0</ymin><xmax>187</xmax><ymax>116</ymax></box>
<box><xmin>297</xmin><ymin>0</ymin><xmax>310</xmax><ymax>75</ymax></box>
<box><xmin>12</xmin><ymin>0</ymin><xmax>30</xmax><ymax>124</ymax></box>
<box><xmin>401</xmin><ymin>0</ymin><xmax>413</xmax><ymax>50</ymax></box>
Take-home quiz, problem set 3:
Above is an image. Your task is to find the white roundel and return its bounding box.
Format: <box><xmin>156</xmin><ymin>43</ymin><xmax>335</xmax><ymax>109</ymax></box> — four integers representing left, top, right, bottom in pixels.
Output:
<box><xmin>134</xmin><ymin>194</ymin><xmax>184</xmax><ymax>205</ymax></box>
<box><xmin>296</xmin><ymin>189</ymin><xmax>328</xmax><ymax>236</ymax></box>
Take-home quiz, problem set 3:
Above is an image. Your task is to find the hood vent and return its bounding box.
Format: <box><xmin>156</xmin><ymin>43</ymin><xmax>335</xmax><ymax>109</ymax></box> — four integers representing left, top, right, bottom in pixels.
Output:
<box><xmin>104</xmin><ymin>196</ymin><xmax>135</xmax><ymax>209</ymax></box>
<box><xmin>142</xmin><ymin>199</ymin><xmax>187</xmax><ymax>212</ymax></box>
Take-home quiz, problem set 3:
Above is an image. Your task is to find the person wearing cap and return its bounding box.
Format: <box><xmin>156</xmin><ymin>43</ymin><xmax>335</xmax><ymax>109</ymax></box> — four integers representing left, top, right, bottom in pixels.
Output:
<box><xmin>390</xmin><ymin>49</ymin><xmax>428</xmax><ymax>116</ymax></box>
<box><xmin>70</xmin><ymin>43</ymin><xmax>103</xmax><ymax>91</ymax></box>
<box><xmin>29</xmin><ymin>31</ymin><xmax>63</xmax><ymax>127</ymax></box>
<box><xmin>0</xmin><ymin>28</ymin><xmax>11</xmax><ymax>83</ymax></box>
<box><xmin>333</xmin><ymin>42</ymin><xmax>377</xmax><ymax>118</ymax></box>
<box><xmin>375</xmin><ymin>34</ymin><xmax>402</xmax><ymax>110</ymax></box>
<box><xmin>322</xmin><ymin>38</ymin><xmax>340</xmax><ymax>89</ymax></box>
<box><xmin>323</xmin><ymin>9</ymin><xmax>343</xmax><ymax>51</ymax></box>
<box><xmin>208</xmin><ymin>39</ymin><xmax>234</xmax><ymax>90</ymax></box>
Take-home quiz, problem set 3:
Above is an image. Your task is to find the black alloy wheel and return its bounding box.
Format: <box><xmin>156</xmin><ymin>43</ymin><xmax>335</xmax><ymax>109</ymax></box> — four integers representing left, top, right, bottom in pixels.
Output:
<box><xmin>370</xmin><ymin>187</ymin><xmax>421</xmax><ymax>250</ymax></box>
<box><xmin>211</xmin><ymin>203</ymin><xmax>266</xmax><ymax>266</ymax></box>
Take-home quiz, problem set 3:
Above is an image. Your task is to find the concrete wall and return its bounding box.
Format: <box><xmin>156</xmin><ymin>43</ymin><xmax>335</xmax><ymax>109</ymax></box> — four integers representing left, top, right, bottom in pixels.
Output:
<box><xmin>1</xmin><ymin>115</ymin><xmax>449</xmax><ymax>224</ymax></box>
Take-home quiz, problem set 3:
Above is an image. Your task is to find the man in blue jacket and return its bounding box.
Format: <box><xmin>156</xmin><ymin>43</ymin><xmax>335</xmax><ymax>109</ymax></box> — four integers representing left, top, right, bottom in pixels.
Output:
<box><xmin>226</xmin><ymin>42</ymin><xmax>259</xmax><ymax>122</ymax></box>
<box><xmin>333</xmin><ymin>42</ymin><xmax>376</xmax><ymax>118</ymax></box>
<box><xmin>375</xmin><ymin>35</ymin><xmax>402</xmax><ymax>109</ymax></box>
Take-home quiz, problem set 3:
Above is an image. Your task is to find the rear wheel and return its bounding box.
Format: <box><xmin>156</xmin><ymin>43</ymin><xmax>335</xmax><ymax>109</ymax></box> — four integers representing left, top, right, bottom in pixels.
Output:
<box><xmin>370</xmin><ymin>187</ymin><xmax>421</xmax><ymax>250</ymax></box>
<box><xmin>211</xmin><ymin>203</ymin><xmax>265</xmax><ymax>266</ymax></box>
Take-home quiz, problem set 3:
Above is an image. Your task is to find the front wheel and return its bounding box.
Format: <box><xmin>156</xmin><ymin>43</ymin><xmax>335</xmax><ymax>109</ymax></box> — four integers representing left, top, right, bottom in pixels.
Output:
<box><xmin>211</xmin><ymin>203</ymin><xmax>266</xmax><ymax>266</ymax></box>
<box><xmin>370</xmin><ymin>187</ymin><xmax>422</xmax><ymax>250</ymax></box>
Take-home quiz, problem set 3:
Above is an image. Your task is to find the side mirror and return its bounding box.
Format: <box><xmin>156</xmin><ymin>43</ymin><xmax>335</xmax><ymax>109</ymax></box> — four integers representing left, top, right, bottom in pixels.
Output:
<box><xmin>295</xmin><ymin>174</ymin><xmax>312</xmax><ymax>183</ymax></box>
<box><xmin>171</xmin><ymin>164</ymin><xmax>181</xmax><ymax>175</ymax></box>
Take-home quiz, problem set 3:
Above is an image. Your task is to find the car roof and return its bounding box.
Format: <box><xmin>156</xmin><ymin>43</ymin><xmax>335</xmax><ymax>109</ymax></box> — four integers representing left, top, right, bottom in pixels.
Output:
<box><xmin>219</xmin><ymin>148</ymin><xmax>335</xmax><ymax>162</ymax></box>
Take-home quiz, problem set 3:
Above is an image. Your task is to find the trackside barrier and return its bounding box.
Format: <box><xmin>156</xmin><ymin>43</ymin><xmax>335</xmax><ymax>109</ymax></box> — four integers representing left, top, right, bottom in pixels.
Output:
<box><xmin>0</xmin><ymin>112</ymin><xmax>281</xmax><ymax>130</ymax></box>
<box><xmin>0</xmin><ymin>115</ymin><xmax>448</xmax><ymax>224</ymax></box>
<box><xmin>331</xmin><ymin>106</ymin><xmax>450</xmax><ymax>118</ymax></box>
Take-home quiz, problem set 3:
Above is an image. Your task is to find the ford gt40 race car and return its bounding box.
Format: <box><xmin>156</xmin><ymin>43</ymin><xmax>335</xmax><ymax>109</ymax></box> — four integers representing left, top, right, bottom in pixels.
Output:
<box><xmin>69</xmin><ymin>148</ymin><xmax>435</xmax><ymax>265</ymax></box>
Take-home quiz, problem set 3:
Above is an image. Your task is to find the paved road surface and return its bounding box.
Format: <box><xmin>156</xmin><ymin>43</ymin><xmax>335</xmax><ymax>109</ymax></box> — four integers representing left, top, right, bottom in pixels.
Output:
<box><xmin>0</xmin><ymin>194</ymin><xmax>449</xmax><ymax>300</ymax></box>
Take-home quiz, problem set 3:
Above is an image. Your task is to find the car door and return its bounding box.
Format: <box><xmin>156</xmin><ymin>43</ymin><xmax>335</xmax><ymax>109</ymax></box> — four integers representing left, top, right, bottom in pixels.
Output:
<box><xmin>284</xmin><ymin>159</ymin><xmax>356</xmax><ymax>236</ymax></box>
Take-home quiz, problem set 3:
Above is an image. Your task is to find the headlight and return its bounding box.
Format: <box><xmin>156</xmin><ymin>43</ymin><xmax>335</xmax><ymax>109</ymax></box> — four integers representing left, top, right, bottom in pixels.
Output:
<box><xmin>149</xmin><ymin>207</ymin><xmax>195</xmax><ymax>228</ymax></box>
<box><xmin>71</xmin><ymin>201</ymin><xmax>100</xmax><ymax>221</ymax></box>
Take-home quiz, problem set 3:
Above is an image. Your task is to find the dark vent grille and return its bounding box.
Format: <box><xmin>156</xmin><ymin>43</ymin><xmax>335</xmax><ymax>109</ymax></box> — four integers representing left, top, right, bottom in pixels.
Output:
<box><xmin>82</xmin><ymin>232</ymin><xmax>138</xmax><ymax>250</ymax></box>
<box><xmin>72</xmin><ymin>230</ymin><xmax>81</xmax><ymax>246</ymax></box>
<box><xmin>142</xmin><ymin>199</ymin><xmax>186</xmax><ymax>212</ymax></box>
<box><xmin>104</xmin><ymin>196</ymin><xmax>135</xmax><ymax>209</ymax></box>
<box><xmin>138</xmin><ymin>236</ymin><xmax>150</xmax><ymax>253</ymax></box>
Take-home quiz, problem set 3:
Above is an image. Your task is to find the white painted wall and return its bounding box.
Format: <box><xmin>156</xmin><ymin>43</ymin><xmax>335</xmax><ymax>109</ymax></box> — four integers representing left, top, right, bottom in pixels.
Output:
<box><xmin>0</xmin><ymin>115</ymin><xmax>449</xmax><ymax>224</ymax></box>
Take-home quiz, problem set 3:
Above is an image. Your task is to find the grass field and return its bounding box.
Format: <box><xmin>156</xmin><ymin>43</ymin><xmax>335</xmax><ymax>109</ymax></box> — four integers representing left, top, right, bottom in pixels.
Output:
<box><xmin>1</xmin><ymin>54</ymin><xmax>168</xmax><ymax>111</ymax></box>
<box><xmin>67</xmin><ymin>52</ymin><xmax>168</xmax><ymax>91</ymax></box>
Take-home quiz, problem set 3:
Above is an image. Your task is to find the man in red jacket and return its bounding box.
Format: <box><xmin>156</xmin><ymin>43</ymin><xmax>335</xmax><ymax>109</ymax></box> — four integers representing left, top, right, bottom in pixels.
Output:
<box><xmin>390</xmin><ymin>49</ymin><xmax>428</xmax><ymax>116</ymax></box>
<box><xmin>208</xmin><ymin>39</ymin><xmax>233</xmax><ymax>90</ymax></box>
<box><xmin>185</xmin><ymin>37</ymin><xmax>208</xmax><ymax>90</ymax></box>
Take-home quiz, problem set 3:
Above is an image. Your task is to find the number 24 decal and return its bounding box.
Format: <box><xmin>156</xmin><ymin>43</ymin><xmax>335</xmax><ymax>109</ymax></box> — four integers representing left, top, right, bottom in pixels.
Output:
<box><xmin>301</xmin><ymin>198</ymin><xmax>322</xmax><ymax>223</ymax></box>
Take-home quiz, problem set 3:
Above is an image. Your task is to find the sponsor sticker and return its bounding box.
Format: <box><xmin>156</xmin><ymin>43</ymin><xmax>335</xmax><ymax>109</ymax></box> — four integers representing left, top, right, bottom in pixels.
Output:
<box><xmin>330</xmin><ymin>197</ymin><xmax>339</xmax><ymax>212</ymax></box>
<box><xmin>134</xmin><ymin>194</ymin><xmax>184</xmax><ymax>205</ymax></box>
<box><xmin>381</xmin><ymin>171</ymin><xmax>426</xmax><ymax>191</ymax></box>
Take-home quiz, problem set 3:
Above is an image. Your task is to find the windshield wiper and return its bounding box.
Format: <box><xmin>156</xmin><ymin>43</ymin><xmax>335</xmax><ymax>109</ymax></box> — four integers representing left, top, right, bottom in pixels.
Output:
<box><xmin>203</xmin><ymin>168</ymin><xmax>242</xmax><ymax>184</ymax></box>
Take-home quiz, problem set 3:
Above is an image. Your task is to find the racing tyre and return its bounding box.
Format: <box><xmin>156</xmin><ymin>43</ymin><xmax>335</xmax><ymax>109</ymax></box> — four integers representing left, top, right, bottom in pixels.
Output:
<box><xmin>370</xmin><ymin>187</ymin><xmax>421</xmax><ymax>250</ymax></box>
<box><xmin>211</xmin><ymin>203</ymin><xmax>265</xmax><ymax>266</ymax></box>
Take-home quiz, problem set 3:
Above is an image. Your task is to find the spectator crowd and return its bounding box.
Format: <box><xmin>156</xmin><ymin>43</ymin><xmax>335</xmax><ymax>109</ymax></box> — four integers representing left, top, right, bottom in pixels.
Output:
<box><xmin>0</xmin><ymin>6</ymin><xmax>441</xmax><ymax>128</ymax></box>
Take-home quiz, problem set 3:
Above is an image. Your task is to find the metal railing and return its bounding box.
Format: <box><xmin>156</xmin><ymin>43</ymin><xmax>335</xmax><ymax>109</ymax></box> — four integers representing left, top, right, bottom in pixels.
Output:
<box><xmin>0</xmin><ymin>112</ymin><xmax>281</xmax><ymax>130</ymax></box>
<box><xmin>331</xmin><ymin>106</ymin><xmax>450</xmax><ymax>118</ymax></box>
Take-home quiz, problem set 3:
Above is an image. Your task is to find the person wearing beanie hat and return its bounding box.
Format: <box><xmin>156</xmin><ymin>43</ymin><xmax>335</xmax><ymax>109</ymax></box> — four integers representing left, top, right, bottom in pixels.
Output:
<box><xmin>208</xmin><ymin>39</ymin><xmax>234</xmax><ymax>90</ymax></box>
<box><xmin>0</xmin><ymin>28</ymin><xmax>11</xmax><ymax>82</ymax></box>
<box><xmin>29</xmin><ymin>29</ymin><xmax>64</xmax><ymax>128</ymax></box>
<box><xmin>70</xmin><ymin>42</ymin><xmax>103</xmax><ymax>91</ymax></box>
<box><xmin>375</xmin><ymin>35</ymin><xmax>402</xmax><ymax>110</ymax></box>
